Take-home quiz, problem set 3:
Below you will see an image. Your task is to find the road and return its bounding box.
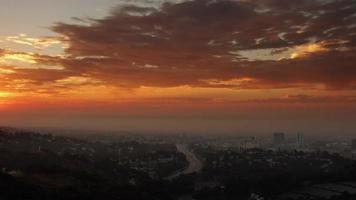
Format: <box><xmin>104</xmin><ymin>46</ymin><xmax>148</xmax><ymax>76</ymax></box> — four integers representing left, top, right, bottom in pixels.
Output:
<box><xmin>165</xmin><ymin>144</ymin><xmax>203</xmax><ymax>180</ymax></box>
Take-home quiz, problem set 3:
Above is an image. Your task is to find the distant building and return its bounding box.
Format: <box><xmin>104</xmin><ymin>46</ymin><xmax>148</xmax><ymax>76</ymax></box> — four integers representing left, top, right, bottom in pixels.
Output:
<box><xmin>296</xmin><ymin>133</ymin><xmax>304</xmax><ymax>148</ymax></box>
<box><xmin>351</xmin><ymin>139</ymin><xmax>356</xmax><ymax>151</ymax></box>
<box><xmin>273</xmin><ymin>132</ymin><xmax>285</xmax><ymax>145</ymax></box>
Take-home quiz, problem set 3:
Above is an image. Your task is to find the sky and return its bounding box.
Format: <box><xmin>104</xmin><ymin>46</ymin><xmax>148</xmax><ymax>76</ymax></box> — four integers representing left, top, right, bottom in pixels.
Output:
<box><xmin>0</xmin><ymin>0</ymin><xmax>356</xmax><ymax>135</ymax></box>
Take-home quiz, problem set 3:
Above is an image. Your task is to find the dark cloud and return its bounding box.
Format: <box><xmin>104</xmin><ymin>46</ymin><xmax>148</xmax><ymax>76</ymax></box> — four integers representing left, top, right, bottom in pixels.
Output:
<box><xmin>12</xmin><ymin>0</ymin><xmax>356</xmax><ymax>89</ymax></box>
<box><xmin>237</xmin><ymin>50</ymin><xmax>356</xmax><ymax>89</ymax></box>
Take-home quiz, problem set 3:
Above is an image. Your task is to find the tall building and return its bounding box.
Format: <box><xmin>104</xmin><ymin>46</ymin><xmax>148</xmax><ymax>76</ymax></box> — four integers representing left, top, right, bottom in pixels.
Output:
<box><xmin>273</xmin><ymin>132</ymin><xmax>285</xmax><ymax>145</ymax></box>
<box><xmin>352</xmin><ymin>139</ymin><xmax>356</xmax><ymax>151</ymax></box>
<box><xmin>296</xmin><ymin>133</ymin><xmax>304</xmax><ymax>148</ymax></box>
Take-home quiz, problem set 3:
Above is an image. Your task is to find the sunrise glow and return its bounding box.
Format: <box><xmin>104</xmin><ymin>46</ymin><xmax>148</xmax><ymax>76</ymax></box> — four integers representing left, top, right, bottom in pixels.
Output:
<box><xmin>0</xmin><ymin>0</ymin><xmax>355</xmax><ymax>133</ymax></box>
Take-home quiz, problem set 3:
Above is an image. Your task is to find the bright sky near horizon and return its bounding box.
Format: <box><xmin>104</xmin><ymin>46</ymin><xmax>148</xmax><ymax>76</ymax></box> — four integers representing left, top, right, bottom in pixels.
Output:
<box><xmin>0</xmin><ymin>0</ymin><xmax>356</xmax><ymax>134</ymax></box>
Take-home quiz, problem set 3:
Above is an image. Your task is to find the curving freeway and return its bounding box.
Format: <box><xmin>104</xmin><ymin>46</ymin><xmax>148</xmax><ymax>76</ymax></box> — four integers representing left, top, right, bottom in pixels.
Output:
<box><xmin>165</xmin><ymin>144</ymin><xmax>203</xmax><ymax>180</ymax></box>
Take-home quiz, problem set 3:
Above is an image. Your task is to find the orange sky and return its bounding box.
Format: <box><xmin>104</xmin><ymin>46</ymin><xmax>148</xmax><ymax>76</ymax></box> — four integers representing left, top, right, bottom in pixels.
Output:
<box><xmin>1</xmin><ymin>0</ymin><xmax>356</xmax><ymax>134</ymax></box>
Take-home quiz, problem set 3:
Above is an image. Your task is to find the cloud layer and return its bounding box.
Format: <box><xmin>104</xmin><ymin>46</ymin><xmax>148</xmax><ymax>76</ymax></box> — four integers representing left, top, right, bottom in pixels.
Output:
<box><xmin>1</xmin><ymin>0</ymin><xmax>356</xmax><ymax>97</ymax></box>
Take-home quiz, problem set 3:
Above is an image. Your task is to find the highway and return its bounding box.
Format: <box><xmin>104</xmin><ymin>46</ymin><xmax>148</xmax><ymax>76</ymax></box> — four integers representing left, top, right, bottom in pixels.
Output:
<box><xmin>165</xmin><ymin>144</ymin><xmax>203</xmax><ymax>180</ymax></box>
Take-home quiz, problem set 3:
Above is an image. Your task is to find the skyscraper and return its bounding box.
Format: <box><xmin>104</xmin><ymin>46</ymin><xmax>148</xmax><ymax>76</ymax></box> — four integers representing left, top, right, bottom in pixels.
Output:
<box><xmin>296</xmin><ymin>133</ymin><xmax>304</xmax><ymax>148</ymax></box>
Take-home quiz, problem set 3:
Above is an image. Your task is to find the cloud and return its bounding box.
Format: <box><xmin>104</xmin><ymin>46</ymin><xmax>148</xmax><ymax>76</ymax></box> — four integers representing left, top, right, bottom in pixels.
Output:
<box><xmin>44</xmin><ymin>0</ymin><xmax>356</xmax><ymax>90</ymax></box>
<box><xmin>2</xmin><ymin>0</ymin><xmax>356</xmax><ymax>95</ymax></box>
<box><xmin>5</xmin><ymin>34</ymin><xmax>63</xmax><ymax>50</ymax></box>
